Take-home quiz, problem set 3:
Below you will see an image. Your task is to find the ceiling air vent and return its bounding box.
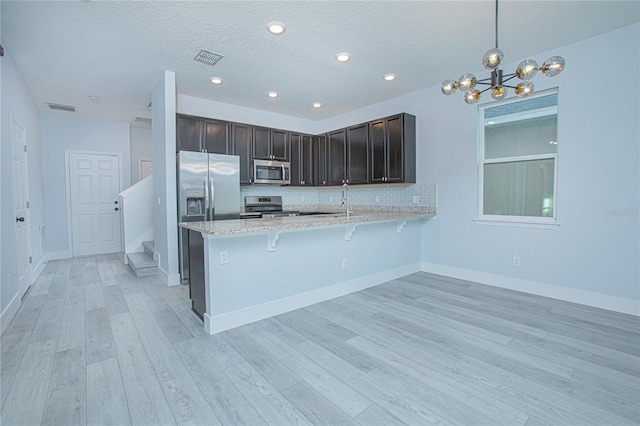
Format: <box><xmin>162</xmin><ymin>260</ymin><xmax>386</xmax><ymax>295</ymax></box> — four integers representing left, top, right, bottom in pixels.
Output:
<box><xmin>46</xmin><ymin>103</ymin><xmax>76</xmax><ymax>112</ymax></box>
<box><xmin>194</xmin><ymin>49</ymin><xmax>223</xmax><ymax>66</ymax></box>
<box><xmin>135</xmin><ymin>116</ymin><xmax>152</xmax><ymax>124</ymax></box>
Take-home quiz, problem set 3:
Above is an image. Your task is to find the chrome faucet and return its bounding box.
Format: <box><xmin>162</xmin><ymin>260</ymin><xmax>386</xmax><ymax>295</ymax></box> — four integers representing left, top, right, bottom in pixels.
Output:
<box><xmin>342</xmin><ymin>182</ymin><xmax>351</xmax><ymax>219</ymax></box>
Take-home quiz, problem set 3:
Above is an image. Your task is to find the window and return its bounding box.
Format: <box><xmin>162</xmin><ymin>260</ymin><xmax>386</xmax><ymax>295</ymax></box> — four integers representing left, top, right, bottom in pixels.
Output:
<box><xmin>478</xmin><ymin>90</ymin><xmax>559</xmax><ymax>226</ymax></box>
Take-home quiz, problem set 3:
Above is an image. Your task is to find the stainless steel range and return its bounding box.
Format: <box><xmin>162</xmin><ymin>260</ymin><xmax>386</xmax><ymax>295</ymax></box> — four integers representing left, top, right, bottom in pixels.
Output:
<box><xmin>244</xmin><ymin>196</ymin><xmax>300</xmax><ymax>218</ymax></box>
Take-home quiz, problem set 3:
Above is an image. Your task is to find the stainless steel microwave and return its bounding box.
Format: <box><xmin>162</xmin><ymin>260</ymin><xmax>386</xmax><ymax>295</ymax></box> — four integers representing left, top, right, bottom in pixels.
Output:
<box><xmin>253</xmin><ymin>159</ymin><xmax>291</xmax><ymax>185</ymax></box>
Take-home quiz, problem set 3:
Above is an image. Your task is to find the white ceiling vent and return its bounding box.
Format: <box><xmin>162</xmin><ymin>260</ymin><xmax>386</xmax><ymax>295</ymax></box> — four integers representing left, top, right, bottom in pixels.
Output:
<box><xmin>134</xmin><ymin>116</ymin><xmax>152</xmax><ymax>124</ymax></box>
<box><xmin>194</xmin><ymin>49</ymin><xmax>223</xmax><ymax>66</ymax></box>
<box><xmin>46</xmin><ymin>102</ymin><xmax>76</xmax><ymax>112</ymax></box>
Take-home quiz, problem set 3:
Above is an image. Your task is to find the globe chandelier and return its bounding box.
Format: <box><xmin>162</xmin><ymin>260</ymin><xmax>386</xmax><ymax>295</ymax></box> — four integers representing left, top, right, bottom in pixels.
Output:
<box><xmin>441</xmin><ymin>0</ymin><xmax>565</xmax><ymax>104</ymax></box>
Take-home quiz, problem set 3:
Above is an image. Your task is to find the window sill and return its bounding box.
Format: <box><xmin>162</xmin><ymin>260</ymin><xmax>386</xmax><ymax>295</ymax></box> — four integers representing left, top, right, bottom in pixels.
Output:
<box><xmin>473</xmin><ymin>218</ymin><xmax>559</xmax><ymax>229</ymax></box>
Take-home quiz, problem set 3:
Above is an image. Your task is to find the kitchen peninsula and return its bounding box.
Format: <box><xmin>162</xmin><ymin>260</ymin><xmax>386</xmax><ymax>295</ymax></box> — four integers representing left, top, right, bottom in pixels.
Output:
<box><xmin>180</xmin><ymin>207</ymin><xmax>435</xmax><ymax>334</ymax></box>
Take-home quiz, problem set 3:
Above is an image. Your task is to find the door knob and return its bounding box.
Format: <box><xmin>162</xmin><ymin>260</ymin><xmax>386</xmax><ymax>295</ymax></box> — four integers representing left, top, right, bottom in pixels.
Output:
<box><xmin>114</xmin><ymin>200</ymin><xmax>119</xmax><ymax>204</ymax></box>
<box><xmin>16</xmin><ymin>217</ymin><xmax>25</xmax><ymax>222</ymax></box>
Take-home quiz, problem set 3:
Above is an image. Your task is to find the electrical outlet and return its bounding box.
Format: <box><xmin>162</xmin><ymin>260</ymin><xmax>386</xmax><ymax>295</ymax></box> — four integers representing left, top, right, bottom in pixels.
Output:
<box><xmin>341</xmin><ymin>258</ymin><xmax>348</xmax><ymax>269</ymax></box>
<box><xmin>329</xmin><ymin>196</ymin><xmax>334</xmax><ymax>202</ymax></box>
<box><xmin>412</xmin><ymin>195</ymin><xmax>420</xmax><ymax>204</ymax></box>
<box><xmin>301</xmin><ymin>195</ymin><xmax>305</xmax><ymax>202</ymax></box>
<box><xmin>375</xmin><ymin>196</ymin><xmax>380</xmax><ymax>203</ymax></box>
<box><xmin>513</xmin><ymin>256</ymin><xmax>520</xmax><ymax>267</ymax></box>
<box><xmin>219</xmin><ymin>251</ymin><xmax>228</xmax><ymax>265</ymax></box>
<box><xmin>156</xmin><ymin>196</ymin><xmax>161</xmax><ymax>206</ymax></box>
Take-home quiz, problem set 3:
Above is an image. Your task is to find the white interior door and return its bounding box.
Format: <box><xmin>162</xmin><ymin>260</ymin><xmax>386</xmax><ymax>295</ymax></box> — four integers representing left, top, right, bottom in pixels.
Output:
<box><xmin>69</xmin><ymin>152</ymin><xmax>122</xmax><ymax>256</ymax></box>
<box><xmin>10</xmin><ymin>114</ymin><xmax>31</xmax><ymax>297</ymax></box>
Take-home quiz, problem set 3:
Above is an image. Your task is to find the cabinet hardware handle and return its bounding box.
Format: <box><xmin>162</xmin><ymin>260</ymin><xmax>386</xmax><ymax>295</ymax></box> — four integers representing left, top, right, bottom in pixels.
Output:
<box><xmin>114</xmin><ymin>207</ymin><xmax>119</xmax><ymax>211</ymax></box>
<box><xmin>114</xmin><ymin>200</ymin><xmax>119</xmax><ymax>204</ymax></box>
<box><xmin>16</xmin><ymin>217</ymin><xmax>25</xmax><ymax>222</ymax></box>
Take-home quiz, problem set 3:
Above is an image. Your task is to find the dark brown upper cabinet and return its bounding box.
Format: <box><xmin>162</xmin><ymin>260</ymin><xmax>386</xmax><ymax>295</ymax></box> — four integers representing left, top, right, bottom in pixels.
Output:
<box><xmin>204</xmin><ymin>119</ymin><xmax>230</xmax><ymax>154</ymax></box>
<box><xmin>253</xmin><ymin>127</ymin><xmax>289</xmax><ymax>161</ymax></box>
<box><xmin>176</xmin><ymin>115</ymin><xmax>203</xmax><ymax>152</ymax></box>
<box><xmin>346</xmin><ymin>123</ymin><xmax>369</xmax><ymax>184</ymax></box>
<box><xmin>370</xmin><ymin>113</ymin><xmax>416</xmax><ymax>183</ymax></box>
<box><xmin>314</xmin><ymin>134</ymin><xmax>329</xmax><ymax>186</ymax></box>
<box><xmin>231</xmin><ymin>123</ymin><xmax>254</xmax><ymax>184</ymax></box>
<box><xmin>176</xmin><ymin>114</ymin><xmax>231</xmax><ymax>154</ymax></box>
<box><xmin>325</xmin><ymin>125</ymin><xmax>369</xmax><ymax>186</ymax></box>
<box><xmin>327</xmin><ymin>129</ymin><xmax>346</xmax><ymax>186</ymax></box>
<box><xmin>290</xmin><ymin>133</ymin><xmax>314</xmax><ymax>186</ymax></box>
<box><xmin>177</xmin><ymin>112</ymin><xmax>416</xmax><ymax>186</ymax></box>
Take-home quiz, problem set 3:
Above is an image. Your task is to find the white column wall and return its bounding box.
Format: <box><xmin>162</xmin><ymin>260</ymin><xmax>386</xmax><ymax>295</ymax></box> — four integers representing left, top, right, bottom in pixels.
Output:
<box><xmin>152</xmin><ymin>70</ymin><xmax>179</xmax><ymax>285</ymax></box>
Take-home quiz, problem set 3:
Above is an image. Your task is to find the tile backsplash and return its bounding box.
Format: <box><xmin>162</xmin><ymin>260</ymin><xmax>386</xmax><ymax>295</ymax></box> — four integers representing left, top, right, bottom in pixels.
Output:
<box><xmin>241</xmin><ymin>183</ymin><xmax>437</xmax><ymax>210</ymax></box>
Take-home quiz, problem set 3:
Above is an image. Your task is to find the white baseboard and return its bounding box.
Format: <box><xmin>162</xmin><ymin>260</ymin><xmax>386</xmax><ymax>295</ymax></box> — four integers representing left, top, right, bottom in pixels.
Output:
<box><xmin>47</xmin><ymin>250</ymin><xmax>71</xmax><ymax>261</ymax></box>
<box><xmin>0</xmin><ymin>292</ymin><xmax>21</xmax><ymax>336</ymax></box>
<box><xmin>158</xmin><ymin>266</ymin><xmax>181</xmax><ymax>287</ymax></box>
<box><xmin>205</xmin><ymin>263</ymin><xmax>421</xmax><ymax>335</ymax></box>
<box><xmin>421</xmin><ymin>262</ymin><xmax>639</xmax><ymax>316</ymax></box>
<box><xmin>30</xmin><ymin>255</ymin><xmax>47</xmax><ymax>285</ymax></box>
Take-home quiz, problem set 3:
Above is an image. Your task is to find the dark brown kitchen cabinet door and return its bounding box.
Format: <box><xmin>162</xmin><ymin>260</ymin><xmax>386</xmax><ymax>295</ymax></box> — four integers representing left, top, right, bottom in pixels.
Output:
<box><xmin>289</xmin><ymin>133</ymin><xmax>302</xmax><ymax>185</ymax></box>
<box><xmin>290</xmin><ymin>133</ymin><xmax>314</xmax><ymax>186</ymax></box>
<box><xmin>385</xmin><ymin>115</ymin><xmax>404</xmax><ymax>182</ymax></box>
<box><xmin>327</xmin><ymin>129</ymin><xmax>346</xmax><ymax>185</ymax></box>
<box><xmin>370</xmin><ymin>119</ymin><xmax>386</xmax><ymax>183</ymax></box>
<box><xmin>176</xmin><ymin>115</ymin><xmax>203</xmax><ymax>152</ymax></box>
<box><xmin>271</xmin><ymin>129</ymin><xmax>289</xmax><ymax>161</ymax></box>
<box><xmin>253</xmin><ymin>126</ymin><xmax>271</xmax><ymax>159</ymax></box>
<box><xmin>204</xmin><ymin>119</ymin><xmax>230</xmax><ymax>154</ymax></box>
<box><xmin>301</xmin><ymin>135</ymin><xmax>314</xmax><ymax>185</ymax></box>
<box><xmin>347</xmin><ymin>123</ymin><xmax>369</xmax><ymax>184</ymax></box>
<box><xmin>368</xmin><ymin>113</ymin><xmax>415</xmax><ymax>183</ymax></box>
<box><xmin>314</xmin><ymin>135</ymin><xmax>328</xmax><ymax>186</ymax></box>
<box><xmin>231</xmin><ymin>123</ymin><xmax>254</xmax><ymax>184</ymax></box>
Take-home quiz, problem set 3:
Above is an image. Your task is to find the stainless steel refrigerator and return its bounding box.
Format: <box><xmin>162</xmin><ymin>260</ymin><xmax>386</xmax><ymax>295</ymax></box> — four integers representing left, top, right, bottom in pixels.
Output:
<box><xmin>177</xmin><ymin>151</ymin><xmax>240</xmax><ymax>285</ymax></box>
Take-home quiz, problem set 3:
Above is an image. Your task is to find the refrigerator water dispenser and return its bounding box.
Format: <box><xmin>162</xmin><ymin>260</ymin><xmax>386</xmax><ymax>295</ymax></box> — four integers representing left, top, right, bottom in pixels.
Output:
<box><xmin>185</xmin><ymin>189</ymin><xmax>205</xmax><ymax>216</ymax></box>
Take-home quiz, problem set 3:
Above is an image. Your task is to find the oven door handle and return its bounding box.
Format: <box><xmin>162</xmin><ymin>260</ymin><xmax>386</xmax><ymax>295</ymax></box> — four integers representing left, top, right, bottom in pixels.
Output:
<box><xmin>281</xmin><ymin>163</ymin><xmax>286</xmax><ymax>185</ymax></box>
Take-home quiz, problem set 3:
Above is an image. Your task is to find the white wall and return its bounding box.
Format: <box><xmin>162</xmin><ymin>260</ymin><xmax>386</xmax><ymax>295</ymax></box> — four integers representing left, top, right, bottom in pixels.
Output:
<box><xmin>178</xmin><ymin>95</ymin><xmax>319</xmax><ymax>135</ymax></box>
<box><xmin>1</xmin><ymin>50</ymin><xmax>45</xmax><ymax>330</ymax></box>
<box><xmin>420</xmin><ymin>24</ymin><xmax>638</xmax><ymax>313</ymax></box>
<box><xmin>130</xmin><ymin>126</ymin><xmax>152</xmax><ymax>184</ymax></box>
<box><xmin>152</xmin><ymin>70</ymin><xmax>179</xmax><ymax>285</ymax></box>
<box><xmin>41</xmin><ymin>113</ymin><xmax>130</xmax><ymax>258</ymax></box>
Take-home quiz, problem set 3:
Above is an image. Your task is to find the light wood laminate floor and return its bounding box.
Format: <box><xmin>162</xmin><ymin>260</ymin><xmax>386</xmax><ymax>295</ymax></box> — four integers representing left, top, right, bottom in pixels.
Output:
<box><xmin>1</xmin><ymin>255</ymin><xmax>638</xmax><ymax>425</ymax></box>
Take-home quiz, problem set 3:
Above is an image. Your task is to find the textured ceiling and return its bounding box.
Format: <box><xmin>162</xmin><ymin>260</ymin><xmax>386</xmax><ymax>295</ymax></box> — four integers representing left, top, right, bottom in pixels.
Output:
<box><xmin>2</xmin><ymin>1</ymin><xmax>638</xmax><ymax>125</ymax></box>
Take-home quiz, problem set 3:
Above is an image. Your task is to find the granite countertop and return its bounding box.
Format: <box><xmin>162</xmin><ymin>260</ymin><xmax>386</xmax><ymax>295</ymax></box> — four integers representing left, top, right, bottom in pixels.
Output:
<box><xmin>180</xmin><ymin>206</ymin><xmax>436</xmax><ymax>237</ymax></box>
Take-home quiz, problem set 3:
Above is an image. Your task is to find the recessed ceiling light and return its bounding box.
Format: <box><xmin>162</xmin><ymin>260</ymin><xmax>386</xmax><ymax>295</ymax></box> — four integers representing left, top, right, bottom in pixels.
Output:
<box><xmin>268</xmin><ymin>92</ymin><xmax>279</xmax><ymax>98</ymax></box>
<box><xmin>383</xmin><ymin>74</ymin><xmax>396</xmax><ymax>81</ymax></box>
<box><xmin>267</xmin><ymin>22</ymin><xmax>285</xmax><ymax>35</ymax></box>
<box><xmin>335</xmin><ymin>52</ymin><xmax>351</xmax><ymax>63</ymax></box>
<box><xmin>312</xmin><ymin>102</ymin><xmax>322</xmax><ymax>108</ymax></box>
<box><xmin>88</xmin><ymin>95</ymin><xmax>101</xmax><ymax>103</ymax></box>
<box><xmin>210</xmin><ymin>77</ymin><xmax>223</xmax><ymax>85</ymax></box>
